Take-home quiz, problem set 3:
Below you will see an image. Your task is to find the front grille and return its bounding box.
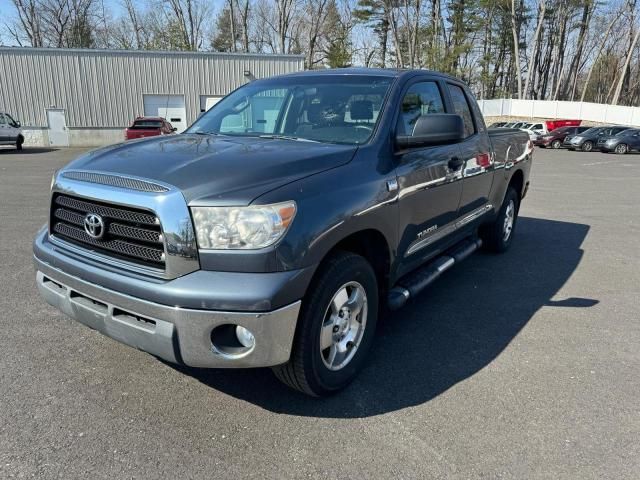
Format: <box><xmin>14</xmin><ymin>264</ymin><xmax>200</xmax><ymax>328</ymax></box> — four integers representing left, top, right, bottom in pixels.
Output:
<box><xmin>51</xmin><ymin>194</ymin><xmax>165</xmax><ymax>268</ymax></box>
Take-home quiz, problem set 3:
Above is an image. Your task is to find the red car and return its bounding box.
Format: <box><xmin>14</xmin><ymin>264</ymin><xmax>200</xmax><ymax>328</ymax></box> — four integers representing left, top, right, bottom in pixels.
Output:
<box><xmin>534</xmin><ymin>126</ymin><xmax>590</xmax><ymax>149</ymax></box>
<box><xmin>125</xmin><ymin>117</ymin><xmax>176</xmax><ymax>140</ymax></box>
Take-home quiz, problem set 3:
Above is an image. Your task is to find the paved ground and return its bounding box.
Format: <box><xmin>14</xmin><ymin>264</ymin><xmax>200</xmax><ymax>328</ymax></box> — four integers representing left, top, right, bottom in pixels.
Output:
<box><xmin>1</xmin><ymin>145</ymin><xmax>638</xmax><ymax>479</ymax></box>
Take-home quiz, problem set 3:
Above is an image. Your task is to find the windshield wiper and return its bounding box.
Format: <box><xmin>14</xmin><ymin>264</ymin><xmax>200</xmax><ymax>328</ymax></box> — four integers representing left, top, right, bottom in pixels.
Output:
<box><xmin>258</xmin><ymin>134</ymin><xmax>320</xmax><ymax>143</ymax></box>
<box><xmin>190</xmin><ymin>131</ymin><xmax>226</xmax><ymax>136</ymax></box>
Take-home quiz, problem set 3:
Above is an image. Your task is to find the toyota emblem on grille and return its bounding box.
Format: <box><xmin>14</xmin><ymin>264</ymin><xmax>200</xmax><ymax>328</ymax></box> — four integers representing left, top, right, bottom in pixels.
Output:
<box><xmin>84</xmin><ymin>213</ymin><xmax>105</xmax><ymax>239</ymax></box>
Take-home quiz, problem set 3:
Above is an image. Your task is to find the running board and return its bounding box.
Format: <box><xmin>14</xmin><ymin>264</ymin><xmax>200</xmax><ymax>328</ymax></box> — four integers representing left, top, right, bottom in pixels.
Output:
<box><xmin>387</xmin><ymin>237</ymin><xmax>482</xmax><ymax>310</ymax></box>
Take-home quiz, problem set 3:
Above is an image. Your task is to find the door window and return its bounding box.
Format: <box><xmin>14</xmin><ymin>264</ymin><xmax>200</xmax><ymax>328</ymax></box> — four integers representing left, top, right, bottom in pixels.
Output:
<box><xmin>0</xmin><ymin>114</ymin><xmax>7</xmax><ymax>125</ymax></box>
<box><xmin>397</xmin><ymin>81</ymin><xmax>445</xmax><ymax>136</ymax></box>
<box><xmin>448</xmin><ymin>84</ymin><xmax>475</xmax><ymax>138</ymax></box>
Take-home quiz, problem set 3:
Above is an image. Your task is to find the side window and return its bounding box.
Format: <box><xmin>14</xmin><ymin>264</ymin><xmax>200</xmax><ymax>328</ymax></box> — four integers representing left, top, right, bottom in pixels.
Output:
<box><xmin>0</xmin><ymin>114</ymin><xmax>6</xmax><ymax>125</ymax></box>
<box><xmin>448</xmin><ymin>84</ymin><xmax>475</xmax><ymax>138</ymax></box>
<box><xmin>397</xmin><ymin>81</ymin><xmax>445</xmax><ymax>136</ymax></box>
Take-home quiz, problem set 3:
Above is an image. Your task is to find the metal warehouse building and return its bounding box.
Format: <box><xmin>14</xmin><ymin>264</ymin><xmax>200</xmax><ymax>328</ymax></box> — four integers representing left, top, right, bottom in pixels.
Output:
<box><xmin>0</xmin><ymin>47</ymin><xmax>304</xmax><ymax>147</ymax></box>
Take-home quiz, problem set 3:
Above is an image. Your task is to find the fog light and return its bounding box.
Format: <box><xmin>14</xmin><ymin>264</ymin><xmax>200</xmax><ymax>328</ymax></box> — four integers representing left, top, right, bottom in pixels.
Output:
<box><xmin>235</xmin><ymin>326</ymin><xmax>255</xmax><ymax>348</ymax></box>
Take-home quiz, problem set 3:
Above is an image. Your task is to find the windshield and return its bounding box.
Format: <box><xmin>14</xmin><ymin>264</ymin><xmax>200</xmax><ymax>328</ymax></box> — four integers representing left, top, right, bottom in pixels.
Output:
<box><xmin>4</xmin><ymin>113</ymin><xmax>18</xmax><ymax>127</ymax></box>
<box><xmin>186</xmin><ymin>75</ymin><xmax>393</xmax><ymax>145</ymax></box>
<box><xmin>580</xmin><ymin>127</ymin><xmax>602</xmax><ymax>136</ymax></box>
<box><xmin>549</xmin><ymin>127</ymin><xmax>569</xmax><ymax>135</ymax></box>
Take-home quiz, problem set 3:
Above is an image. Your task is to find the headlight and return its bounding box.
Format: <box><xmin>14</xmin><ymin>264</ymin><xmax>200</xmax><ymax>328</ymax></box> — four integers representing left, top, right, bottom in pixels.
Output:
<box><xmin>191</xmin><ymin>202</ymin><xmax>296</xmax><ymax>249</ymax></box>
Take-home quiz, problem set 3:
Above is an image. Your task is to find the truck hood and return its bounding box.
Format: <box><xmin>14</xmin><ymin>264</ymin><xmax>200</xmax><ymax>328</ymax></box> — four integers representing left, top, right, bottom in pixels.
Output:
<box><xmin>64</xmin><ymin>134</ymin><xmax>358</xmax><ymax>205</ymax></box>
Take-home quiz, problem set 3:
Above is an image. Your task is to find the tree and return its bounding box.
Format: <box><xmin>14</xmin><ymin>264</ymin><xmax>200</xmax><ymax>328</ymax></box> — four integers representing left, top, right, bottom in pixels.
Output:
<box><xmin>211</xmin><ymin>5</ymin><xmax>241</xmax><ymax>51</ymax></box>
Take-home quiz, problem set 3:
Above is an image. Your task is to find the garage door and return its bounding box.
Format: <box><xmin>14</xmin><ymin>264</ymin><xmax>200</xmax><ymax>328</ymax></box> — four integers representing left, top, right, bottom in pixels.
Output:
<box><xmin>143</xmin><ymin>95</ymin><xmax>187</xmax><ymax>132</ymax></box>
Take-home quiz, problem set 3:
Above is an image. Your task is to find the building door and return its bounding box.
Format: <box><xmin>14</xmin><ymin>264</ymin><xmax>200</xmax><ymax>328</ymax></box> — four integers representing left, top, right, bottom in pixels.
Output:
<box><xmin>199</xmin><ymin>95</ymin><xmax>223</xmax><ymax>115</ymax></box>
<box><xmin>46</xmin><ymin>109</ymin><xmax>69</xmax><ymax>147</ymax></box>
<box><xmin>143</xmin><ymin>95</ymin><xmax>187</xmax><ymax>132</ymax></box>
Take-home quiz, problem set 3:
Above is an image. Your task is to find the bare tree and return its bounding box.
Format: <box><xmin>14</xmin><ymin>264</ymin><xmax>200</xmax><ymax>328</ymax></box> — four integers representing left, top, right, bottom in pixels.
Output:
<box><xmin>510</xmin><ymin>0</ymin><xmax>522</xmax><ymax>99</ymax></box>
<box><xmin>164</xmin><ymin>0</ymin><xmax>210</xmax><ymax>50</ymax></box>
<box><xmin>523</xmin><ymin>0</ymin><xmax>546</xmax><ymax>99</ymax></box>
<box><xmin>8</xmin><ymin>0</ymin><xmax>44</xmax><ymax>46</ymax></box>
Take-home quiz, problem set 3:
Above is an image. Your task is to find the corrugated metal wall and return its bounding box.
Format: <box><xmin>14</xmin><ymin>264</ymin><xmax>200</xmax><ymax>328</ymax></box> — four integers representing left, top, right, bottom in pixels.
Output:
<box><xmin>0</xmin><ymin>48</ymin><xmax>304</xmax><ymax>128</ymax></box>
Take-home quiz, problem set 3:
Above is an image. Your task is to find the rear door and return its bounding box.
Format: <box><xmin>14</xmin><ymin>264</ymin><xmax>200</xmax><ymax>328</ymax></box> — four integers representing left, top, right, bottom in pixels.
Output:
<box><xmin>446</xmin><ymin>83</ymin><xmax>494</xmax><ymax>217</ymax></box>
<box><xmin>394</xmin><ymin>78</ymin><xmax>464</xmax><ymax>271</ymax></box>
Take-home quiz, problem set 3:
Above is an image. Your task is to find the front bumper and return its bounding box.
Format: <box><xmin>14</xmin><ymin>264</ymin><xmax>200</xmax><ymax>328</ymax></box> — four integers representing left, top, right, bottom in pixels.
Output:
<box><xmin>34</xmin><ymin>230</ymin><xmax>305</xmax><ymax>368</ymax></box>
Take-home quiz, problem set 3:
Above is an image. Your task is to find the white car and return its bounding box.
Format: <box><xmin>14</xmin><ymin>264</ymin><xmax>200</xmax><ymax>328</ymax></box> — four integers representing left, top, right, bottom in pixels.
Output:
<box><xmin>520</xmin><ymin>122</ymin><xmax>546</xmax><ymax>140</ymax></box>
<box><xmin>0</xmin><ymin>112</ymin><xmax>24</xmax><ymax>150</ymax></box>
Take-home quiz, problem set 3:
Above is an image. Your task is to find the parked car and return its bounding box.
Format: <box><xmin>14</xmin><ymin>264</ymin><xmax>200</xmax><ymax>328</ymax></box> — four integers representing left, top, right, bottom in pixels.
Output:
<box><xmin>520</xmin><ymin>122</ymin><xmax>546</xmax><ymax>140</ymax></box>
<box><xmin>125</xmin><ymin>117</ymin><xmax>176</xmax><ymax>140</ymax></box>
<box><xmin>488</xmin><ymin>122</ymin><xmax>507</xmax><ymax>128</ymax></box>
<box><xmin>534</xmin><ymin>126</ymin><xmax>590</xmax><ymax>149</ymax></box>
<box><xmin>565</xmin><ymin>126</ymin><xmax>631</xmax><ymax>151</ymax></box>
<box><xmin>597</xmin><ymin>128</ymin><xmax>640</xmax><ymax>154</ymax></box>
<box><xmin>33</xmin><ymin>68</ymin><xmax>532</xmax><ymax>396</ymax></box>
<box><xmin>0</xmin><ymin>112</ymin><xmax>24</xmax><ymax>150</ymax></box>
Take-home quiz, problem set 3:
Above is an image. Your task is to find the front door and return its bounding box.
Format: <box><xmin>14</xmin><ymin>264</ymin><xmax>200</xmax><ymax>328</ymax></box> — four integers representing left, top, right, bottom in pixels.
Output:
<box><xmin>46</xmin><ymin>109</ymin><xmax>69</xmax><ymax>146</ymax></box>
<box><xmin>395</xmin><ymin>80</ymin><xmax>464</xmax><ymax>274</ymax></box>
<box><xmin>0</xmin><ymin>114</ymin><xmax>9</xmax><ymax>144</ymax></box>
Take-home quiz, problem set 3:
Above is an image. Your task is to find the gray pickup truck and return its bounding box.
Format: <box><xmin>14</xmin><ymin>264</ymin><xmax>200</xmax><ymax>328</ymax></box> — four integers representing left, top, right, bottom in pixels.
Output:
<box><xmin>34</xmin><ymin>68</ymin><xmax>532</xmax><ymax>396</ymax></box>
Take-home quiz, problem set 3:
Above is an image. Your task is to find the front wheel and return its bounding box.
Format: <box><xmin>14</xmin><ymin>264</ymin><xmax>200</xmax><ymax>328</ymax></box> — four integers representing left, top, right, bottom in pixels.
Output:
<box><xmin>551</xmin><ymin>139</ymin><xmax>562</xmax><ymax>149</ymax></box>
<box><xmin>581</xmin><ymin>141</ymin><xmax>593</xmax><ymax>152</ymax></box>
<box><xmin>16</xmin><ymin>136</ymin><xmax>24</xmax><ymax>151</ymax></box>
<box><xmin>480</xmin><ymin>187</ymin><xmax>520</xmax><ymax>253</ymax></box>
<box><xmin>272</xmin><ymin>251</ymin><xmax>378</xmax><ymax>396</ymax></box>
<box><xmin>615</xmin><ymin>143</ymin><xmax>628</xmax><ymax>154</ymax></box>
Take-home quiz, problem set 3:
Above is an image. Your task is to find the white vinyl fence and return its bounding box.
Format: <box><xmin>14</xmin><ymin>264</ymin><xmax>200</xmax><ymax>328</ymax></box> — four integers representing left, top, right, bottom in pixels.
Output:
<box><xmin>479</xmin><ymin>99</ymin><xmax>640</xmax><ymax>127</ymax></box>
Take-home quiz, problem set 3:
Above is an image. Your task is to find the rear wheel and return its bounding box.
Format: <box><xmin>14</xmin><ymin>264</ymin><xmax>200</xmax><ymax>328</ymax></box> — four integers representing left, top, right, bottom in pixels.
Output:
<box><xmin>16</xmin><ymin>135</ymin><xmax>24</xmax><ymax>151</ymax></box>
<box><xmin>272</xmin><ymin>251</ymin><xmax>378</xmax><ymax>396</ymax></box>
<box><xmin>480</xmin><ymin>187</ymin><xmax>520</xmax><ymax>253</ymax></box>
<box><xmin>581</xmin><ymin>141</ymin><xmax>593</xmax><ymax>152</ymax></box>
<box><xmin>614</xmin><ymin>143</ymin><xmax>628</xmax><ymax>154</ymax></box>
<box><xmin>551</xmin><ymin>139</ymin><xmax>562</xmax><ymax>149</ymax></box>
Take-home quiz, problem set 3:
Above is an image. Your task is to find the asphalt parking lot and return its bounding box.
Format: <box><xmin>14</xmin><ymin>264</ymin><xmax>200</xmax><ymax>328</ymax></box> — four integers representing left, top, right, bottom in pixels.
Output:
<box><xmin>1</xmin><ymin>145</ymin><xmax>639</xmax><ymax>479</ymax></box>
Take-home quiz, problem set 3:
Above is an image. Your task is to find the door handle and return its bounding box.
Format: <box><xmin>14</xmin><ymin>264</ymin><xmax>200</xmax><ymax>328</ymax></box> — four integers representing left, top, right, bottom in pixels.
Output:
<box><xmin>448</xmin><ymin>157</ymin><xmax>464</xmax><ymax>170</ymax></box>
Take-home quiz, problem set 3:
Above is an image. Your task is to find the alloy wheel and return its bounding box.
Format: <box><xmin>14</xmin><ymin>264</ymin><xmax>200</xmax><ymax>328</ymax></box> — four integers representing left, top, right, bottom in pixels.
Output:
<box><xmin>319</xmin><ymin>281</ymin><xmax>368</xmax><ymax>371</ymax></box>
<box><xmin>503</xmin><ymin>200</ymin><xmax>515</xmax><ymax>242</ymax></box>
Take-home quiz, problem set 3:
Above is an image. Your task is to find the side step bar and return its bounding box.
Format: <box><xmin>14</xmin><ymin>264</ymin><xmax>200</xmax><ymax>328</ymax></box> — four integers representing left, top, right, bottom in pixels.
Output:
<box><xmin>387</xmin><ymin>237</ymin><xmax>483</xmax><ymax>310</ymax></box>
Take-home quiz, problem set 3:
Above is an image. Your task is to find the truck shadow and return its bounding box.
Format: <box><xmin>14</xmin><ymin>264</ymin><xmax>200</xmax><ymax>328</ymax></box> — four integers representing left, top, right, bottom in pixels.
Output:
<box><xmin>0</xmin><ymin>147</ymin><xmax>58</xmax><ymax>154</ymax></box>
<box><xmin>173</xmin><ymin>216</ymin><xmax>594</xmax><ymax>418</ymax></box>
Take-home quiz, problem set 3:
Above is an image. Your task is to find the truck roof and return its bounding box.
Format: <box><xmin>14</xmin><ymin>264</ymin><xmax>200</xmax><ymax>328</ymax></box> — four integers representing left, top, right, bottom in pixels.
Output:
<box><xmin>270</xmin><ymin>67</ymin><xmax>462</xmax><ymax>82</ymax></box>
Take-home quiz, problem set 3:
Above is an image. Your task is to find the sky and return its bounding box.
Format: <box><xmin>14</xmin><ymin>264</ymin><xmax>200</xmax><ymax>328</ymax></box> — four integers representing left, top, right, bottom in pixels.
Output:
<box><xmin>0</xmin><ymin>0</ymin><xmax>231</xmax><ymax>46</ymax></box>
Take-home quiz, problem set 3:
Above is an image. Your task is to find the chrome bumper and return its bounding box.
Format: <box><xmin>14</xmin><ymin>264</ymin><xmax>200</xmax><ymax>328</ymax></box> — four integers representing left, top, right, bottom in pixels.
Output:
<box><xmin>35</xmin><ymin>258</ymin><xmax>301</xmax><ymax>368</ymax></box>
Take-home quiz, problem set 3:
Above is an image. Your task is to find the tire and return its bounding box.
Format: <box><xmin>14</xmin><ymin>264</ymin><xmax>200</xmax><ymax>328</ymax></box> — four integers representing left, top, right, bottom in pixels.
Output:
<box><xmin>551</xmin><ymin>139</ymin><xmax>562</xmax><ymax>149</ymax></box>
<box><xmin>614</xmin><ymin>143</ymin><xmax>628</xmax><ymax>155</ymax></box>
<box><xmin>16</xmin><ymin>136</ymin><xmax>24</xmax><ymax>151</ymax></box>
<box><xmin>581</xmin><ymin>141</ymin><xmax>593</xmax><ymax>152</ymax></box>
<box><xmin>480</xmin><ymin>187</ymin><xmax>520</xmax><ymax>253</ymax></box>
<box><xmin>272</xmin><ymin>251</ymin><xmax>378</xmax><ymax>396</ymax></box>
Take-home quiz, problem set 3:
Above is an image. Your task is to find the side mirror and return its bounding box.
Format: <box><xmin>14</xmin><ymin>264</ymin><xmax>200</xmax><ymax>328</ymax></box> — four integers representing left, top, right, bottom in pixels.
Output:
<box><xmin>395</xmin><ymin>114</ymin><xmax>465</xmax><ymax>149</ymax></box>
<box><xmin>172</xmin><ymin>127</ymin><xmax>177</xmax><ymax>132</ymax></box>
<box><xmin>16</xmin><ymin>121</ymin><xmax>21</xmax><ymax>128</ymax></box>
